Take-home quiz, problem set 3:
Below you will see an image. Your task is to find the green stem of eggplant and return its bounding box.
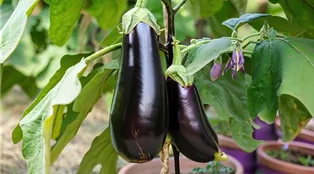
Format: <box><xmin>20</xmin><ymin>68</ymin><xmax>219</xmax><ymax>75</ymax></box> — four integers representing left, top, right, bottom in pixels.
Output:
<box><xmin>172</xmin><ymin>144</ymin><xmax>180</xmax><ymax>174</ymax></box>
<box><xmin>135</xmin><ymin>0</ymin><xmax>148</xmax><ymax>8</ymax></box>
<box><xmin>84</xmin><ymin>43</ymin><xmax>122</xmax><ymax>64</ymax></box>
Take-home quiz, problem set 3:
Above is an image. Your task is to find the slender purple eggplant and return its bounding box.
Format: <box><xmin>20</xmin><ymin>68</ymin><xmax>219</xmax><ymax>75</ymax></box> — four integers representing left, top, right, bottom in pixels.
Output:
<box><xmin>167</xmin><ymin>79</ymin><xmax>224</xmax><ymax>162</ymax></box>
<box><xmin>110</xmin><ymin>22</ymin><xmax>167</xmax><ymax>163</ymax></box>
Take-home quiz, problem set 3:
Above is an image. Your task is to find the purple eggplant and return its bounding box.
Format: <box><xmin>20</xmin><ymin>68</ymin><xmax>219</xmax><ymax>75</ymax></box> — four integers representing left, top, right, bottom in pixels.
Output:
<box><xmin>110</xmin><ymin>22</ymin><xmax>167</xmax><ymax>163</ymax></box>
<box><xmin>167</xmin><ymin>79</ymin><xmax>222</xmax><ymax>162</ymax></box>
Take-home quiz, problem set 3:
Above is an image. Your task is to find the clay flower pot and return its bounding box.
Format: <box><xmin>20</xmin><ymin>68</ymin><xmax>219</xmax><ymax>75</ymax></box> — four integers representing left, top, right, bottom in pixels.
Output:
<box><xmin>254</xmin><ymin>117</ymin><xmax>278</xmax><ymax>141</ymax></box>
<box><xmin>218</xmin><ymin>135</ymin><xmax>256</xmax><ymax>173</ymax></box>
<box><xmin>119</xmin><ymin>155</ymin><xmax>243</xmax><ymax>174</ymax></box>
<box><xmin>257</xmin><ymin>141</ymin><xmax>314</xmax><ymax>174</ymax></box>
<box><xmin>275</xmin><ymin>118</ymin><xmax>314</xmax><ymax>145</ymax></box>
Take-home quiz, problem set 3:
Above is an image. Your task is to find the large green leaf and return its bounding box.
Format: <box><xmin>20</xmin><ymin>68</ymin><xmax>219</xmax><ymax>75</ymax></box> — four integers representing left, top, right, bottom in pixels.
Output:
<box><xmin>222</xmin><ymin>13</ymin><xmax>270</xmax><ymax>31</ymax></box>
<box><xmin>86</xmin><ymin>0</ymin><xmax>127</xmax><ymax>29</ymax></box>
<box><xmin>46</xmin><ymin>0</ymin><xmax>85</xmax><ymax>46</ymax></box>
<box><xmin>247</xmin><ymin>39</ymin><xmax>282</xmax><ymax>123</ymax></box>
<box><xmin>185</xmin><ymin>37</ymin><xmax>234</xmax><ymax>75</ymax></box>
<box><xmin>77</xmin><ymin>128</ymin><xmax>118</xmax><ymax>174</ymax></box>
<box><xmin>186</xmin><ymin>0</ymin><xmax>224</xmax><ymax>18</ymax></box>
<box><xmin>1</xmin><ymin>65</ymin><xmax>39</xmax><ymax>98</ymax></box>
<box><xmin>0</xmin><ymin>0</ymin><xmax>39</xmax><ymax>63</ymax></box>
<box><xmin>229</xmin><ymin>117</ymin><xmax>262</xmax><ymax>152</ymax></box>
<box><xmin>51</xmin><ymin>65</ymin><xmax>115</xmax><ymax>163</ymax></box>
<box><xmin>248</xmin><ymin>37</ymin><xmax>314</xmax><ymax>141</ymax></box>
<box><xmin>248</xmin><ymin>16</ymin><xmax>304</xmax><ymax>36</ymax></box>
<box><xmin>12</xmin><ymin>53</ymin><xmax>89</xmax><ymax>144</ymax></box>
<box><xmin>18</xmin><ymin>59</ymin><xmax>86</xmax><ymax>174</ymax></box>
<box><xmin>270</xmin><ymin>0</ymin><xmax>314</xmax><ymax>38</ymax></box>
<box><xmin>194</xmin><ymin>65</ymin><xmax>261</xmax><ymax>152</ymax></box>
<box><xmin>0</xmin><ymin>2</ymin><xmax>13</xmax><ymax>29</ymax></box>
<box><xmin>273</xmin><ymin>0</ymin><xmax>314</xmax><ymax>29</ymax></box>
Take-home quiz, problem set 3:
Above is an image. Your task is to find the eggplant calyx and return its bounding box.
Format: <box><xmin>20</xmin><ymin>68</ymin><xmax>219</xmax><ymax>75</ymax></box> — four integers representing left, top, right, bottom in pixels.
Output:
<box><xmin>122</xmin><ymin>7</ymin><xmax>160</xmax><ymax>35</ymax></box>
<box><xmin>214</xmin><ymin>151</ymin><xmax>228</xmax><ymax>161</ymax></box>
<box><xmin>165</xmin><ymin>65</ymin><xmax>193</xmax><ymax>87</ymax></box>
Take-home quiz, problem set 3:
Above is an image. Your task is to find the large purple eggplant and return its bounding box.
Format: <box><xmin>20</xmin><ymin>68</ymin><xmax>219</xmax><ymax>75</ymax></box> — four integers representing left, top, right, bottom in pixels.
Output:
<box><xmin>167</xmin><ymin>79</ymin><xmax>222</xmax><ymax>162</ymax></box>
<box><xmin>110</xmin><ymin>22</ymin><xmax>167</xmax><ymax>163</ymax></box>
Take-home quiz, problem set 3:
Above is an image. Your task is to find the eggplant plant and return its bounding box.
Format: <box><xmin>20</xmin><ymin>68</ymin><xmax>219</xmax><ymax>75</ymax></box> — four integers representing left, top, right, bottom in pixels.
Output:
<box><xmin>1</xmin><ymin>0</ymin><xmax>314</xmax><ymax>173</ymax></box>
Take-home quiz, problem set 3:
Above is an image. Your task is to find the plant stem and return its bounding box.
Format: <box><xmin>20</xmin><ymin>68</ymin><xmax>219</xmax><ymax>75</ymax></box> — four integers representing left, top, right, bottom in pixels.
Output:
<box><xmin>84</xmin><ymin>43</ymin><xmax>122</xmax><ymax>64</ymax></box>
<box><xmin>181</xmin><ymin>40</ymin><xmax>211</xmax><ymax>54</ymax></box>
<box><xmin>161</xmin><ymin>0</ymin><xmax>175</xmax><ymax>66</ymax></box>
<box><xmin>135</xmin><ymin>0</ymin><xmax>148</xmax><ymax>8</ymax></box>
<box><xmin>172</xmin><ymin>144</ymin><xmax>180</xmax><ymax>174</ymax></box>
<box><xmin>174</xmin><ymin>0</ymin><xmax>187</xmax><ymax>13</ymax></box>
<box><xmin>240</xmin><ymin>32</ymin><xmax>260</xmax><ymax>42</ymax></box>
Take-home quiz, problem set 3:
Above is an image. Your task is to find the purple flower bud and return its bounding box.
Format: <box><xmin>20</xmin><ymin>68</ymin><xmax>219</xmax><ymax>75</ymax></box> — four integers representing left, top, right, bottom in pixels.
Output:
<box><xmin>210</xmin><ymin>63</ymin><xmax>222</xmax><ymax>81</ymax></box>
<box><xmin>224</xmin><ymin>50</ymin><xmax>246</xmax><ymax>79</ymax></box>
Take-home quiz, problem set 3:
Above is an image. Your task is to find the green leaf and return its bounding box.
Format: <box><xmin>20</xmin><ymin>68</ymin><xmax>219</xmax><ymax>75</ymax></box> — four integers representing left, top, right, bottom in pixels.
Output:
<box><xmin>51</xmin><ymin>66</ymin><xmax>115</xmax><ymax>163</ymax></box>
<box><xmin>187</xmin><ymin>0</ymin><xmax>224</xmax><ymax>18</ymax></box>
<box><xmin>222</xmin><ymin>13</ymin><xmax>270</xmax><ymax>31</ymax></box>
<box><xmin>18</xmin><ymin>59</ymin><xmax>86</xmax><ymax>174</ymax></box>
<box><xmin>186</xmin><ymin>37</ymin><xmax>234</xmax><ymax>75</ymax></box>
<box><xmin>86</xmin><ymin>0</ymin><xmax>127</xmax><ymax>29</ymax></box>
<box><xmin>99</xmin><ymin>26</ymin><xmax>123</xmax><ymax>47</ymax></box>
<box><xmin>194</xmin><ymin>65</ymin><xmax>260</xmax><ymax>152</ymax></box>
<box><xmin>207</xmin><ymin>1</ymin><xmax>240</xmax><ymax>37</ymax></box>
<box><xmin>12</xmin><ymin>53</ymin><xmax>89</xmax><ymax>144</ymax></box>
<box><xmin>248</xmin><ymin>16</ymin><xmax>304</xmax><ymax>35</ymax></box>
<box><xmin>0</xmin><ymin>0</ymin><xmax>4</xmax><ymax>5</ymax></box>
<box><xmin>247</xmin><ymin>40</ymin><xmax>282</xmax><ymax>123</ymax></box>
<box><xmin>46</xmin><ymin>0</ymin><xmax>85</xmax><ymax>46</ymax></box>
<box><xmin>229</xmin><ymin>118</ymin><xmax>262</xmax><ymax>152</ymax></box>
<box><xmin>77</xmin><ymin>128</ymin><xmax>118</xmax><ymax>174</ymax></box>
<box><xmin>274</xmin><ymin>0</ymin><xmax>314</xmax><ymax>30</ymax></box>
<box><xmin>248</xmin><ymin>37</ymin><xmax>314</xmax><ymax>141</ymax></box>
<box><xmin>0</xmin><ymin>0</ymin><xmax>39</xmax><ymax>63</ymax></box>
<box><xmin>0</xmin><ymin>2</ymin><xmax>14</xmax><ymax>29</ymax></box>
<box><xmin>1</xmin><ymin>65</ymin><xmax>39</xmax><ymax>98</ymax></box>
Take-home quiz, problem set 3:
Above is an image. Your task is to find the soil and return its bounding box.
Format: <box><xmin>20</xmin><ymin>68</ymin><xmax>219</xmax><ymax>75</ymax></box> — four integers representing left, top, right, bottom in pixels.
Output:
<box><xmin>266</xmin><ymin>149</ymin><xmax>314</xmax><ymax>167</ymax></box>
<box><xmin>1</xmin><ymin>86</ymin><xmax>126</xmax><ymax>174</ymax></box>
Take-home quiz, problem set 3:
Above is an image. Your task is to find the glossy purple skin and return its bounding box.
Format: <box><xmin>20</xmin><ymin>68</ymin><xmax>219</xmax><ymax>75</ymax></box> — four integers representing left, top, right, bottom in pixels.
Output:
<box><xmin>110</xmin><ymin>23</ymin><xmax>167</xmax><ymax>163</ymax></box>
<box><xmin>167</xmin><ymin>79</ymin><xmax>219</xmax><ymax>163</ymax></box>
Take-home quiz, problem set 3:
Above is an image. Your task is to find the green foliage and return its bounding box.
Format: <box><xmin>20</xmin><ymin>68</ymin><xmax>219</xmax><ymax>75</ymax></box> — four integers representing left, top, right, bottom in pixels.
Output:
<box><xmin>192</xmin><ymin>161</ymin><xmax>234</xmax><ymax>174</ymax></box>
<box><xmin>187</xmin><ymin>0</ymin><xmax>223</xmax><ymax>19</ymax></box>
<box><xmin>51</xmin><ymin>63</ymin><xmax>116</xmax><ymax>163</ymax></box>
<box><xmin>1</xmin><ymin>65</ymin><xmax>39</xmax><ymax>98</ymax></box>
<box><xmin>222</xmin><ymin>13</ymin><xmax>270</xmax><ymax>31</ymax></box>
<box><xmin>0</xmin><ymin>0</ymin><xmax>39</xmax><ymax>63</ymax></box>
<box><xmin>194</xmin><ymin>64</ymin><xmax>261</xmax><ymax>152</ymax></box>
<box><xmin>19</xmin><ymin>59</ymin><xmax>86</xmax><ymax>174</ymax></box>
<box><xmin>46</xmin><ymin>0</ymin><xmax>85</xmax><ymax>46</ymax></box>
<box><xmin>248</xmin><ymin>37</ymin><xmax>314</xmax><ymax>141</ymax></box>
<box><xmin>77</xmin><ymin>128</ymin><xmax>118</xmax><ymax>174</ymax></box>
<box><xmin>86</xmin><ymin>0</ymin><xmax>127</xmax><ymax>29</ymax></box>
<box><xmin>185</xmin><ymin>37</ymin><xmax>234</xmax><ymax>75</ymax></box>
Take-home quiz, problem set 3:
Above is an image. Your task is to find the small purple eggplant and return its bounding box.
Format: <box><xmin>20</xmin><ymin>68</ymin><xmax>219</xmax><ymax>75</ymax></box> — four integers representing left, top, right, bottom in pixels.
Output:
<box><xmin>167</xmin><ymin>79</ymin><xmax>226</xmax><ymax>162</ymax></box>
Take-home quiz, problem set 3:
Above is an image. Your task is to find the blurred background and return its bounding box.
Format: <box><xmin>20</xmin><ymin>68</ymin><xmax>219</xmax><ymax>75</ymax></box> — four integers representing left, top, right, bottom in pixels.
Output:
<box><xmin>0</xmin><ymin>0</ymin><xmax>299</xmax><ymax>173</ymax></box>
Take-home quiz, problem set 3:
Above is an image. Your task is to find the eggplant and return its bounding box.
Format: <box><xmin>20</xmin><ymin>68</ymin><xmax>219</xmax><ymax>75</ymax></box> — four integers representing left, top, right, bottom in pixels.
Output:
<box><xmin>167</xmin><ymin>79</ymin><xmax>221</xmax><ymax>162</ymax></box>
<box><xmin>110</xmin><ymin>22</ymin><xmax>167</xmax><ymax>163</ymax></box>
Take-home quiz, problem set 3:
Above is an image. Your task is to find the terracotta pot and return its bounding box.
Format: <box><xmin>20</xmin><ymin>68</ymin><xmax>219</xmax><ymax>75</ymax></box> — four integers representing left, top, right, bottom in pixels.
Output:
<box><xmin>275</xmin><ymin>118</ymin><xmax>314</xmax><ymax>144</ymax></box>
<box><xmin>218</xmin><ymin>135</ymin><xmax>256</xmax><ymax>174</ymax></box>
<box><xmin>119</xmin><ymin>155</ymin><xmax>243</xmax><ymax>174</ymax></box>
<box><xmin>257</xmin><ymin>141</ymin><xmax>314</xmax><ymax>174</ymax></box>
<box><xmin>253</xmin><ymin>117</ymin><xmax>278</xmax><ymax>141</ymax></box>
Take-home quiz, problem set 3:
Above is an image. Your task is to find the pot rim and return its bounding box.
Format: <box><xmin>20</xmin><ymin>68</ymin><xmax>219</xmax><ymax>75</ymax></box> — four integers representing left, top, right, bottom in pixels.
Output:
<box><xmin>257</xmin><ymin>141</ymin><xmax>314</xmax><ymax>173</ymax></box>
<box><xmin>275</xmin><ymin>117</ymin><xmax>314</xmax><ymax>142</ymax></box>
<box><xmin>119</xmin><ymin>154</ymin><xmax>243</xmax><ymax>174</ymax></box>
